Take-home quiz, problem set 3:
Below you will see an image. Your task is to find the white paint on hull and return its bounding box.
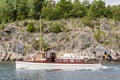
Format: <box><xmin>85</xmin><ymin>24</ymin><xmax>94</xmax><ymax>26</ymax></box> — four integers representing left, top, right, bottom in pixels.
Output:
<box><xmin>16</xmin><ymin>61</ymin><xmax>104</xmax><ymax>70</ymax></box>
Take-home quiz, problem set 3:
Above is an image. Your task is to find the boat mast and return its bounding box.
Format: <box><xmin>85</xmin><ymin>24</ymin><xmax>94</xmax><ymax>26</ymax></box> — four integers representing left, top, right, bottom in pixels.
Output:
<box><xmin>39</xmin><ymin>16</ymin><xmax>42</xmax><ymax>52</ymax></box>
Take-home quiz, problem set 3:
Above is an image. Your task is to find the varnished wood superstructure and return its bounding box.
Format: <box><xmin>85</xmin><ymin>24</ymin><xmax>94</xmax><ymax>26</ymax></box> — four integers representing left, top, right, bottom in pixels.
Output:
<box><xmin>25</xmin><ymin>52</ymin><xmax>99</xmax><ymax>64</ymax></box>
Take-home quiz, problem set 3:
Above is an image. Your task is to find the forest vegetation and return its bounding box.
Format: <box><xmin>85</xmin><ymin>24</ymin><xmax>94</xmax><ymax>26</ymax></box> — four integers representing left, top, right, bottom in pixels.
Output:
<box><xmin>0</xmin><ymin>0</ymin><xmax>120</xmax><ymax>25</ymax></box>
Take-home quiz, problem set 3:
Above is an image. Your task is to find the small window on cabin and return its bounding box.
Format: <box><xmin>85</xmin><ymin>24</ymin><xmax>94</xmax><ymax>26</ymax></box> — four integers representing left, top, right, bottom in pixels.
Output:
<box><xmin>76</xmin><ymin>59</ymin><xmax>80</xmax><ymax>62</ymax></box>
<box><xmin>84</xmin><ymin>59</ymin><xmax>88</xmax><ymax>62</ymax></box>
<box><xmin>57</xmin><ymin>59</ymin><xmax>61</xmax><ymax>62</ymax></box>
<box><xmin>70</xmin><ymin>60</ymin><xmax>74</xmax><ymax>62</ymax></box>
<box><xmin>63</xmin><ymin>59</ymin><xmax>68</xmax><ymax>62</ymax></box>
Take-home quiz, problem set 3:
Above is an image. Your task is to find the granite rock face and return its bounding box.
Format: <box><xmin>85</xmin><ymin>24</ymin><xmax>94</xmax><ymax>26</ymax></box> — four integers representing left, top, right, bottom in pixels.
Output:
<box><xmin>0</xmin><ymin>44</ymin><xmax>6</xmax><ymax>61</ymax></box>
<box><xmin>0</xmin><ymin>18</ymin><xmax>120</xmax><ymax>61</ymax></box>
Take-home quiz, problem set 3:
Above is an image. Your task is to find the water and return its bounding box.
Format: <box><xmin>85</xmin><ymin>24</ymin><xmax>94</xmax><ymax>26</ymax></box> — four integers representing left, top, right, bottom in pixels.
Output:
<box><xmin>0</xmin><ymin>61</ymin><xmax>120</xmax><ymax>80</ymax></box>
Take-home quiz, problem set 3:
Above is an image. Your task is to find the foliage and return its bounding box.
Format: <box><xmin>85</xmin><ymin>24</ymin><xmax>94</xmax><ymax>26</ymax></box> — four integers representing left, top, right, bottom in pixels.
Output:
<box><xmin>0</xmin><ymin>23</ymin><xmax>5</xmax><ymax>30</ymax></box>
<box><xmin>42</xmin><ymin>42</ymin><xmax>50</xmax><ymax>51</ymax></box>
<box><xmin>81</xmin><ymin>17</ymin><xmax>94</xmax><ymax>28</ymax></box>
<box><xmin>94</xmin><ymin>27</ymin><xmax>101</xmax><ymax>43</ymax></box>
<box><xmin>111</xmin><ymin>5</ymin><xmax>120</xmax><ymax>21</ymax></box>
<box><xmin>41</xmin><ymin>0</ymin><xmax>55</xmax><ymax>20</ymax></box>
<box><xmin>17</xmin><ymin>0</ymin><xmax>28</xmax><ymax>20</ymax></box>
<box><xmin>49</xmin><ymin>22</ymin><xmax>64</xmax><ymax>33</ymax></box>
<box><xmin>26</xmin><ymin>22</ymin><xmax>35</xmax><ymax>32</ymax></box>
<box><xmin>54</xmin><ymin>0</ymin><xmax>73</xmax><ymax>19</ymax></box>
<box><xmin>103</xmin><ymin>6</ymin><xmax>113</xmax><ymax>18</ymax></box>
<box><xmin>32</xmin><ymin>36</ymin><xmax>49</xmax><ymax>51</ymax></box>
<box><xmin>82</xmin><ymin>0</ymin><xmax>91</xmax><ymax>9</ymax></box>
<box><xmin>32</xmin><ymin>38</ymin><xmax>39</xmax><ymax>50</ymax></box>
<box><xmin>87</xmin><ymin>0</ymin><xmax>105</xmax><ymax>19</ymax></box>
<box><xmin>28</xmin><ymin>0</ymin><xmax>45</xmax><ymax>19</ymax></box>
<box><xmin>0</xmin><ymin>0</ymin><xmax>120</xmax><ymax>24</ymax></box>
<box><xmin>70</xmin><ymin>0</ymin><xmax>86</xmax><ymax>18</ymax></box>
<box><xmin>0</xmin><ymin>0</ymin><xmax>16</xmax><ymax>23</ymax></box>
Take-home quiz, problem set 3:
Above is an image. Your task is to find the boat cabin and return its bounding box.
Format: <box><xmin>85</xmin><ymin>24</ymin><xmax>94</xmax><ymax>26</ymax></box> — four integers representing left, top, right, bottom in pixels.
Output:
<box><xmin>55</xmin><ymin>53</ymin><xmax>84</xmax><ymax>63</ymax></box>
<box><xmin>27</xmin><ymin>52</ymin><xmax>96</xmax><ymax>64</ymax></box>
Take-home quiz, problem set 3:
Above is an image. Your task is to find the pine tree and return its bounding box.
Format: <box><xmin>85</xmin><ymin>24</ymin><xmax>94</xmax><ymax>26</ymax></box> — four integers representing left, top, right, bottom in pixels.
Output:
<box><xmin>28</xmin><ymin>0</ymin><xmax>45</xmax><ymax>20</ymax></box>
<box><xmin>87</xmin><ymin>0</ymin><xmax>105</xmax><ymax>19</ymax></box>
<box><xmin>82</xmin><ymin>0</ymin><xmax>90</xmax><ymax>9</ymax></box>
<box><xmin>111</xmin><ymin>5</ymin><xmax>120</xmax><ymax>21</ymax></box>
<box><xmin>54</xmin><ymin>0</ymin><xmax>73</xmax><ymax>19</ymax></box>
<box><xmin>17</xmin><ymin>0</ymin><xmax>28</xmax><ymax>20</ymax></box>
<box><xmin>103</xmin><ymin>5</ymin><xmax>113</xmax><ymax>18</ymax></box>
<box><xmin>41</xmin><ymin>0</ymin><xmax>55</xmax><ymax>20</ymax></box>
<box><xmin>0</xmin><ymin>0</ymin><xmax>16</xmax><ymax>23</ymax></box>
<box><xmin>70</xmin><ymin>0</ymin><xmax>86</xmax><ymax>18</ymax></box>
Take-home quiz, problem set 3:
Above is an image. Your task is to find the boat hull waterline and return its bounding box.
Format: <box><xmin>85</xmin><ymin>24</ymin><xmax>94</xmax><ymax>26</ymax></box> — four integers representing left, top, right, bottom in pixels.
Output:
<box><xmin>16</xmin><ymin>61</ymin><xmax>104</xmax><ymax>70</ymax></box>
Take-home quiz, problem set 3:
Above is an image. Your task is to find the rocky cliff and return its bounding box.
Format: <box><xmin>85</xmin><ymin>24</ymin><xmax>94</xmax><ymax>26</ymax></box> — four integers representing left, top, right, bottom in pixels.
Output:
<box><xmin>0</xmin><ymin>18</ymin><xmax>120</xmax><ymax>61</ymax></box>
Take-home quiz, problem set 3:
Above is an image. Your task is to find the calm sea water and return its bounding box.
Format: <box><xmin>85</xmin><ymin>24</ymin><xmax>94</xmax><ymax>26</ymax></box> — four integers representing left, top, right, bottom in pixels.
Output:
<box><xmin>0</xmin><ymin>61</ymin><xmax>120</xmax><ymax>80</ymax></box>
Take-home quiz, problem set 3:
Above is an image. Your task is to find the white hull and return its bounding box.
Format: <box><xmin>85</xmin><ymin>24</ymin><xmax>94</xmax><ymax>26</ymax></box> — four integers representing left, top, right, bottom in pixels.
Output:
<box><xmin>16</xmin><ymin>61</ymin><xmax>103</xmax><ymax>70</ymax></box>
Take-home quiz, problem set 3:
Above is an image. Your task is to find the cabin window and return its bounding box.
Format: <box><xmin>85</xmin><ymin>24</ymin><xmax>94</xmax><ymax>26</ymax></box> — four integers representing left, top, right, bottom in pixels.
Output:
<box><xmin>70</xmin><ymin>60</ymin><xmax>74</xmax><ymax>62</ymax></box>
<box><xmin>84</xmin><ymin>59</ymin><xmax>88</xmax><ymax>62</ymax></box>
<box><xmin>76</xmin><ymin>59</ymin><xmax>80</xmax><ymax>62</ymax></box>
<box><xmin>63</xmin><ymin>59</ymin><xmax>68</xmax><ymax>62</ymax></box>
<box><xmin>57</xmin><ymin>59</ymin><xmax>61</xmax><ymax>62</ymax></box>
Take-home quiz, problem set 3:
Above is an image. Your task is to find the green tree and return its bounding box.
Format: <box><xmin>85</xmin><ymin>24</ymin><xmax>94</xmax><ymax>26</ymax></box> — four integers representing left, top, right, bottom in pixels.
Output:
<box><xmin>82</xmin><ymin>0</ymin><xmax>90</xmax><ymax>9</ymax></box>
<box><xmin>54</xmin><ymin>0</ymin><xmax>73</xmax><ymax>19</ymax></box>
<box><xmin>28</xmin><ymin>0</ymin><xmax>45</xmax><ymax>20</ymax></box>
<box><xmin>103</xmin><ymin>5</ymin><xmax>113</xmax><ymax>18</ymax></box>
<box><xmin>87</xmin><ymin>0</ymin><xmax>105</xmax><ymax>19</ymax></box>
<box><xmin>82</xmin><ymin>0</ymin><xmax>90</xmax><ymax>16</ymax></box>
<box><xmin>70</xmin><ymin>0</ymin><xmax>86</xmax><ymax>18</ymax></box>
<box><xmin>81</xmin><ymin>17</ymin><xmax>94</xmax><ymax>28</ymax></box>
<box><xmin>17</xmin><ymin>0</ymin><xmax>28</xmax><ymax>20</ymax></box>
<box><xmin>0</xmin><ymin>22</ymin><xmax>5</xmax><ymax>30</ymax></box>
<box><xmin>0</xmin><ymin>0</ymin><xmax>16</xmax><ymax>23</ymax></box>
<box><xmin>49</xmin><ymin>22</ymin><xmax>64</xmax><ymax>33</ymax></box>
<box><xmin>111</xmin><ymin>5</ymin><xmax>120</xmax><ymax>21</ymax></box>
<box><xmin>26</xmin><ymin>22</ymin><xmax>35</xmax><ymax>32</ymax></box>
<box><xmin>41</xmin><ymin>0</ymin><xmax>55</xmax><ymax>20</ymax></box>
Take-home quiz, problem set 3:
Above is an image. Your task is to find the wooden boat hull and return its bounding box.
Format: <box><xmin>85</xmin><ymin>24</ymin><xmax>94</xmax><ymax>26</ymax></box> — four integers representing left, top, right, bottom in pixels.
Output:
<box><xmin>16</xmin><ymin>61</ymin><xmax>103</xmax><ymax>70</ymax></box>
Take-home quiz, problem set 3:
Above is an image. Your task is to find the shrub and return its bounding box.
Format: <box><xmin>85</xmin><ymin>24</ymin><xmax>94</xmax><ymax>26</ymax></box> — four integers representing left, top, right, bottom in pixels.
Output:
<box><xmin>94</xmin><ymin>28</ymin><xmax>101</xmax><ymax>43</ymax></box>
<box><xmin>95</xmin><ymin>32</ymin><xmax>100</xmax><ymax>43</ymax></box>
<box><xmin>49</xmin><ymin>22</ymin><xmax>64</xmax><ymax>33</ymax></box>
<box><xmin>0</xmin><ymin>23</ymin><xmax>5</xmax><ymax>30</ymax></box>
<box><xmin>32</xmin><ymin>38</ymin><xmax>39</xmax><ymax>50</ymax></box>
<box><xmin>17</xmin><ymin>15</ymin><xmax>25</xmax><ymax>21</ymax></box>
<box><xmin>81</xmin><ymin>17</ymin><xmax>94</xmax><ymax>28</ymax></box>
<box><xmin>32</xmin><ymin>37</ymin><xmax>49</xmax><ymax>51</ymax></box>
<box><xmin>42</xmin><ymin>42</ymin><xmax>49</xmax><ymax>51</ymax></box>
<box><xmin>26</xmin><ymin>22</ymin><xmax>35</xmax><ymax>32</ymax></box>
